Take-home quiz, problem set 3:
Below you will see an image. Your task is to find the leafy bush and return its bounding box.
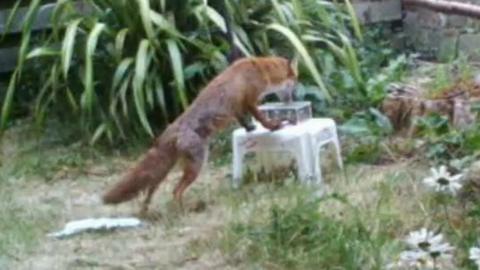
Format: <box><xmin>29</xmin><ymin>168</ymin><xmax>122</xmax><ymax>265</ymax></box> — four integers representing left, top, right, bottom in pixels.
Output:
<box><xmin>415</xmin><ymin>114</ymin><xmax>480</xmax><ymax>165</ymax></box>
<box><xmin>1</xmin><ymin>0</ymin><xmax>367</xmax><ymax>143</ymax></box>
<box><xmin>335</xmin><ymin>54</ymin><xmax>407</xmax><ymax>164</ymax></box>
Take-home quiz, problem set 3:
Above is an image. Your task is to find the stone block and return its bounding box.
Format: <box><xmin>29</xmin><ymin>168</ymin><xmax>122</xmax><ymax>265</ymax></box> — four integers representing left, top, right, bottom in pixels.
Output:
<box><xmin>458</xmin><ymin>34</ymin><xmax>480</xmax><ymax>60</ymax></box>
<box><xmin>447</xmin><ymin>15</ymin><xmax>468</xmax><ymax>28</ymax></box>
<box><xmin>404</xmin><ymin>27</ymin><xmax>459</xmax><ymax>61</ymax></box>
<box><xmin>466</xmin><ymin>18</ymin><xmax>480</xmax><ymax>32</ymax></box>
<box><xmin>403</xmin><ymin>11</ymin><xmax>418</xmax><ymax>31</ymax></box>
<box><xmin>416</xmin><ymin>9</ymin><xmax>448</xmax><ymax>29</ymax></box>
<box><xmin>437</xmin><ymin>29</ymin><xmax>459</xmax><ymax>61</ymax></box>
<box><xmin>352</xmin><ymin>0</ymin><xmax>402</xmax><ymax>24</ymax></box>
<box><xmin>406</xmin><ymin>28</ymin><xmax>437</xmax><ymax>59</ymax></box>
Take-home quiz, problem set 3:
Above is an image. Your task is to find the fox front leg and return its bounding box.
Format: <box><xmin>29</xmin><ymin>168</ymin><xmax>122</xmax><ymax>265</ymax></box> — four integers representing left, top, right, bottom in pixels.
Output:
<box><xmin>249</xmin><ymin>105</ymin><xmax>282</xmax><ymax>131</ymax></box>
<box><xmin>236</xmin><ymin>114</ymin><xmax>256</xmax><ymax>132</ymax></box>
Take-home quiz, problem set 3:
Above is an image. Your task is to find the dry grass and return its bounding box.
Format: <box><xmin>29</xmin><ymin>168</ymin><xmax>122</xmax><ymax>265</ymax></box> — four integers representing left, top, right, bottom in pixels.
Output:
<box><xmin>0</xmin><ymin>148</ymin><xmax>234</xmax><ymax>269</ymax></box>
<box><xmin>1</xmin><ymin>124</ymin><xmax>467</xmax><ymax>269</ymax></box>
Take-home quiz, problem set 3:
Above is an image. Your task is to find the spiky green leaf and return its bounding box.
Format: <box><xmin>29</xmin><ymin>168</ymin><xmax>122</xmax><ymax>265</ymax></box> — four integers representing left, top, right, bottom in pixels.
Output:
<box><xmin>137</xmin><ymin>0</ymin><xmax>156</xmax><ymax>43</ymax></box>
<box><xmin>166</xmin><ymin>39</ymin><xmax>188</xmax><ymax>109</ymax></box>
<box><xmin>0</xmin><ymin>71</ymin><xmax>19</xmax><ymax>130</ymax></box>
<box><xmin>267</xmin><ymin>23</ymin><xmax>331</xmax><ymax>101</ymax></box>
<box><xmin>82</xmin><ymin>22</ymin><xmax>106</xmax><ymax>112</ymax></box>
<box><xmin>133</xmin><ymin>39</ymin><xmax>153</xmax><ymax>136</ymax></box>
<box><xmin>27</xmin><ymin>47</ymin><xmax>60</xmax><ymax>59</ymax></box>
<box><xmin>114</xmin><ymin>28</ymin><xmax>129</xmax><ymax>61</ymax></box>
<box><xmin>62</xmin><ymin>18</ymin><xmax>82</xmax><ymax>78</ymax></box>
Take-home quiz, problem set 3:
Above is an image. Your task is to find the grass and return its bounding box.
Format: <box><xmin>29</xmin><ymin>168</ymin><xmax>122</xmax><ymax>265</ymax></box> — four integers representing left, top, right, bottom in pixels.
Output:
<box><xmin>409</xmin><ymin>53</ymin><xmax>477</xmax><ymax>99</ymax></box>
<box><xmin>214</xmin><ymin>164</ymin><xmax>426</xmax><ymax>269</ymax></box>
<box><xmin>0</xmin><ymin>182</ymin><xmax>56</xmax><ymax>266</ymax></box>
<box><xmin>216</xmin><ymin>162</ymin><xmax>480</xmax><ymax>269</ymax></box>
<box><xmin>1</xmin><ymin>120</ymin><xmax>479</xmax><ymax>269</ymax></box>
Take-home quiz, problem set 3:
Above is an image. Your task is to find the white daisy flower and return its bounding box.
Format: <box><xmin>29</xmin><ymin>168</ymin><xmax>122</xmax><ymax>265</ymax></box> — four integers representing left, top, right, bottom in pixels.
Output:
<box><xmin>390</xmin><ymin>229</ymin><xmax>456</xmax><ymax>269</ymax></box>
<box><xmin>429</xmin><ymin>242</ymin><xmax>455</xmax><ymax>260</ymax></box>
<box><xmin>405</xmin><ymin>228</ymin><xmax>454</xmax><ymax>258</ymax></box>
<box><xmin>406</xmin><ymin>228</ymin><xmax>444</xmax><ymax>251</ymax></box>
<box><xmin>423</xmin><ymin>165</ymin><xmax>463</xmax><ymax>195</ymax></box>
<box><xmin>399</xmin><ymin>250</ymin><xmax>433</xmax><ymax>268</ymax></box>
<box><xmin>469</xmin><ymin>246</ymin><xmax>480</xmax><ymax>269</ymax></box>
<box><xmin>387</xmin><ymin>250</ymin><xmax>434</xmax><ymax>269</ymax></box>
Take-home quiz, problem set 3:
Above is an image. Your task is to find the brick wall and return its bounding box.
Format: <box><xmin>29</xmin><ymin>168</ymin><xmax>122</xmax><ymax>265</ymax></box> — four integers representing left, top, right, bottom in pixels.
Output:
<box><xmin>403</xmin><ymin>0</ymin><xmax>480</xmax><ymax>61</ymax></box>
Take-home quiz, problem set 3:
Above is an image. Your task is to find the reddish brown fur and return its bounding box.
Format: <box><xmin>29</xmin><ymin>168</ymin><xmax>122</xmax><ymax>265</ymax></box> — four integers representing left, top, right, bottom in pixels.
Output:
<box><xmin>102</xmin><ymin>56</ymin><xmax>298</xmax><ymax>213</ymax></box>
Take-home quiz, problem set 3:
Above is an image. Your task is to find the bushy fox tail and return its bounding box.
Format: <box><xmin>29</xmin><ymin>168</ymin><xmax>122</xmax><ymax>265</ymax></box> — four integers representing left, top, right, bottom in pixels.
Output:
<box><xmin>102</xmin><ymin>140</ymin><xmax>177</xmax><ymax>205</ymax></box>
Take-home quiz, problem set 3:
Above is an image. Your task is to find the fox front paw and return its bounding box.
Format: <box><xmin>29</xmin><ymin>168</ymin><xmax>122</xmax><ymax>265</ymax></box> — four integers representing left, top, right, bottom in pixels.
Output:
<box><xmin>267</xmin><ymin>120</ymin><xmax>282</xmax><ymax>131</ymax></box>
<box><xmin>244</xmin><ymin>123</ymin><xmax>256</xmax><ymax>132</ymax></box>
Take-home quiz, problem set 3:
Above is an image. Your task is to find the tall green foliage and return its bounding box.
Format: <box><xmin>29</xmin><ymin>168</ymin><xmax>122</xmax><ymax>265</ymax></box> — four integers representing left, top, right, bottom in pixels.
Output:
<box><xmin>1</xmin><ymin>0</ymin><xmax>364</xmax><ymax>143</ymax></box>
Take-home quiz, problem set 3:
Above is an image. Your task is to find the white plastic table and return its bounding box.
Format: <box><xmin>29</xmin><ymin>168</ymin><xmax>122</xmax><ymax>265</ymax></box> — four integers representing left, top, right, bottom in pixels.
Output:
<box><xmin>231</xmin><ymin>118</ymin><xmax>343</xmax><ymax>188</ymax></box>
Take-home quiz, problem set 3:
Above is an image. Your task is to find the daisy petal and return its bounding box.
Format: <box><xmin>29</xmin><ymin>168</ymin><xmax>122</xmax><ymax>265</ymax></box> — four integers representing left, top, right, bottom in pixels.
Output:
<box><xmin>439</xmin><ymin>165</ymin><xmax>447</xmax><ymax>175</ymax></box>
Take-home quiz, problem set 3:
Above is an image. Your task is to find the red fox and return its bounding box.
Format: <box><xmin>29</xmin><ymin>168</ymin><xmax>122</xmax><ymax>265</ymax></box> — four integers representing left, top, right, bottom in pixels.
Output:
<box><xmin>102</xmin><ymin>56</ymin><xmax>298</xmax><ymax>213</ymax></box>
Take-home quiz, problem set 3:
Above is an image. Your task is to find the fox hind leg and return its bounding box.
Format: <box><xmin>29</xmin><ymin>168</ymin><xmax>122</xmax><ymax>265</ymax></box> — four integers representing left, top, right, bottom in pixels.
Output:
<box><xmin>173</xmin><ymin>152</ymin><xmax>205</xmax><ymax>210</ymax></box>
<box><xmin>173</xmin><ymin>132</ymin><xmax>207</xmax><ymax>210</ymax></box>
<box><xmin>140</xmin><ymin>182</ymin><xmax>161</xmax><ymax>215</ymax></box>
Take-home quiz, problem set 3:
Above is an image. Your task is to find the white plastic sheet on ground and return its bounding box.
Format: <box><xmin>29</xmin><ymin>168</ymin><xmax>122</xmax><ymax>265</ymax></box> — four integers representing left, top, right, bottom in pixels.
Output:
<box><xmin>47</xmin><ymin>217</ymin><xmax>143</xmax><ymax>238</ymax></box>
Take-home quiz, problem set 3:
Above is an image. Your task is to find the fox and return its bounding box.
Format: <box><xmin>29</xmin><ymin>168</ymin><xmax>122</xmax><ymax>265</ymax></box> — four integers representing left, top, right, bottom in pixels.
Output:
<box><xmin>102</xmin><ymin>56</ymin><xmax>298</xmax><ymax>214</ymax></box>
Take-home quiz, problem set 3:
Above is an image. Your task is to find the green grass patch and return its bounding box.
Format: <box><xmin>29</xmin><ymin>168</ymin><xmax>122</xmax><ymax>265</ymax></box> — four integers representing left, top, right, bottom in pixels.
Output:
<box><xmin>0</xmin><ymin>183</ymin><xmax>56</xmax><ymax>266</ymax></box>
<box><xmin>221</xmin><ymin>187</ymin><xmax>399</xmax><ymax>269</ymax></box>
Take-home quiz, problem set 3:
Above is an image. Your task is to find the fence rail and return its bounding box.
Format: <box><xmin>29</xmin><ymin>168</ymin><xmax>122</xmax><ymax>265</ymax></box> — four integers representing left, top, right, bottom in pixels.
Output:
<box><xmin>0</xmin><ymin>1</ymin><xmax>90</xmax><ymax>74</ymax></box>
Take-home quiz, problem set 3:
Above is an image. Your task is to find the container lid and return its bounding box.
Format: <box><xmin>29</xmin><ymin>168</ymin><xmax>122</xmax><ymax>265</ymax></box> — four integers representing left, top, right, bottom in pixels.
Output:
<box><xmin>259</xmin><ymin>101</ymin><xmax>311</xmax><ymax>110</ymax></box>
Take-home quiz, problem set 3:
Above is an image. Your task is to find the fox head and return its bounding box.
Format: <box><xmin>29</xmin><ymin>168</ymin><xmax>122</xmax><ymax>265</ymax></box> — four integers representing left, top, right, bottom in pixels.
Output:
<box><xmin>280</xmin><ymin>57</ymin><xmax>299</xmax><ymax>103</ymax></box>
<box><xmin>258</xmin><ymin>57</ymin><xmax>298</xmax><ymax>103</ymax></box>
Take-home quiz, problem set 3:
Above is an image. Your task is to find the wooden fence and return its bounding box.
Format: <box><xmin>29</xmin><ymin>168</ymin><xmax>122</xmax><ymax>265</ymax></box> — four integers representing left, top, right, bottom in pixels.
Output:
<box><xmin>0</xmin><ymin>1</ymin><xmax>90</xmax><ymax>74</ymax></box>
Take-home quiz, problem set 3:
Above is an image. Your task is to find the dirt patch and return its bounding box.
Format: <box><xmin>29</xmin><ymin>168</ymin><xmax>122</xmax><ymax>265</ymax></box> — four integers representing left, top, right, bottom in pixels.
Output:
<box><xmin>3</xmin><ymin>160</ymin><xmax>234</xmax><ymax>270</ymax></box>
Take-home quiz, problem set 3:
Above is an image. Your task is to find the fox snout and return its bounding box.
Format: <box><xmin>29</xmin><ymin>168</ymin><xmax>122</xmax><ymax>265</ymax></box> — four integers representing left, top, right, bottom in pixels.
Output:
<box><xmin>277</xmin><ymin>81</ymin><xmax>297</xmax><ymax>103</ymax></box>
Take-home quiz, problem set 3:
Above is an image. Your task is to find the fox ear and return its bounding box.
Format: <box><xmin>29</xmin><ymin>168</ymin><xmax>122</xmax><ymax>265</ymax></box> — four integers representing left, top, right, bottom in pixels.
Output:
<box><xmin>288</xmin><ymin>57</ymin><xmax>299</xmax><ymax>76</ymax></box>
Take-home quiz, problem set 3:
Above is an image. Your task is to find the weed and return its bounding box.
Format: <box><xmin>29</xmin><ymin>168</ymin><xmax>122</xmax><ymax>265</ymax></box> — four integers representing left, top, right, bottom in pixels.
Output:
<box><xmin>414</xmin><ymin>115</ymin><xmax>480</xmax><ymax>165</ymax></box>
<box><xmin>426</xmin><ymin>53</ymin><xmax>476</xmax><ymax>98</ymax></box>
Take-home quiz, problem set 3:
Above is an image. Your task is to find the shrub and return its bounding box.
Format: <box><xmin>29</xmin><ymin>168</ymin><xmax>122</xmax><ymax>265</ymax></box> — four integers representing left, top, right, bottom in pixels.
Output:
<box><xmin>1</xmin><ymin>0</ymin><xmax>366</xmax><ymax>143</ymax></box>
